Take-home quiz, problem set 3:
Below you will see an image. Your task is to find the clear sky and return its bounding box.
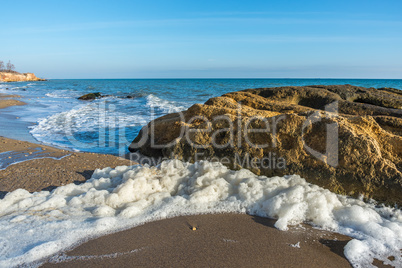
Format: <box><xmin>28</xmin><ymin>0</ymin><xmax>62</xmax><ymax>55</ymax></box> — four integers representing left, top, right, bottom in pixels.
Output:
<box><xmin>1</xmin><ymin>0</ymin><xmax>402</xmax><ymax>79</ymax></box>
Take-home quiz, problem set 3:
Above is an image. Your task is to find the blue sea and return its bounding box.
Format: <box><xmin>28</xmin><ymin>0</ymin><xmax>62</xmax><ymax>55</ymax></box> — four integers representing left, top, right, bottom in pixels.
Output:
<box><xmin>0</xmin><ymin>79</ymin><xmax>401</xmax><ymax>155</ymax></box>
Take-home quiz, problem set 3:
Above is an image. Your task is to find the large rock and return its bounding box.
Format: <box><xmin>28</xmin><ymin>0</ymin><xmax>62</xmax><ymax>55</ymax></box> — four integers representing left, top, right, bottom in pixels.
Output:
<box><xmin>129</xmin><ymin>85</ymin><xmax>402</xmax><ymax>205</ymax></box>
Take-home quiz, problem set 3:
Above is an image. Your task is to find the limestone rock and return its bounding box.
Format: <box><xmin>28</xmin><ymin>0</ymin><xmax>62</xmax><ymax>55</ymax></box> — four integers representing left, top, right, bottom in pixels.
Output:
<box><xmin>0</xmin><ymin>72</ymin><xmax>46</xmax><ymax>82</ymax></box>
<box><xmin>129</xmin><ymin>85</ymin><xmax>402</xmax><ymax>205</ymax></box>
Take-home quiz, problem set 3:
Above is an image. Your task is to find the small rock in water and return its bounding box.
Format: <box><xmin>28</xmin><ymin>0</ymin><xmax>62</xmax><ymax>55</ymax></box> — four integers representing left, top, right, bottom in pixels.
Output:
<box><xmin>78</xmin><ymin>92</ymin><xmax>102</xmax><ymax>100</ymax></box>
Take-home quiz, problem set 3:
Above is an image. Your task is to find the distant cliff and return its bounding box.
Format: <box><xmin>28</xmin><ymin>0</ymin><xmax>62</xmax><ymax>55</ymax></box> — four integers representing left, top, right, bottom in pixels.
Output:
<box><xmin>0</xmin><ymin>72</ymin><xmax>46</xmax><ymax>82</ymax></box>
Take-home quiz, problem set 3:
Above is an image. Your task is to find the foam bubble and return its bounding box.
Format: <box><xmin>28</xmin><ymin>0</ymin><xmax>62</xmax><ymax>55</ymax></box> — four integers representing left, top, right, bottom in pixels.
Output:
<box><xmin>0</xmin><ymin>160</ymin><xmax>400</xmax><ymax>267</ymax></box>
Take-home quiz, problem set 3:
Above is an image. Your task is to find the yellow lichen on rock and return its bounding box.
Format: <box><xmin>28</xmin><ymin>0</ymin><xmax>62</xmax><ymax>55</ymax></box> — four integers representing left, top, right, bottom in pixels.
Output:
<box><xmin>130</xmin><ymin>85</ymin><xmax>402</xmax><ymax>205</ymax></box>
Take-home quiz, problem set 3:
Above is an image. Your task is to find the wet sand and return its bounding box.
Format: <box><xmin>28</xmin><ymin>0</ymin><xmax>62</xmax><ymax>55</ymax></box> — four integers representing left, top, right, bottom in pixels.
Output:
<box><xmin>42</xmin><ymin>213</ymin><xmax>352</xmax><ymax>268</ymax></box>
<box><xmin>0</xmin><ymin>93</ymin><xmax>26</xmax><ymax>109</ymax></box>
<box><xmin>0</xmin><ymin>136</ymin><xmax>132</xmax><ymax>198</ymax></box>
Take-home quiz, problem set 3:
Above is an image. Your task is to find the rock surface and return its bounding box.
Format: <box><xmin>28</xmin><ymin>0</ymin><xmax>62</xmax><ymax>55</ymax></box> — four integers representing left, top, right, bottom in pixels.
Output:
<box><xmin>129</xmin><ymin>85</ymin><xmax>402</xmax><ymax>205</ymax></box>
<box><xmin>77</xmin><ymin>92</ymin><xmax>103</xmax><ymax>100</ymax></box>
<box><xmin>0</xmin><ymin>72</ymin><xmax>46</xmax><ymax>82</ymax></box>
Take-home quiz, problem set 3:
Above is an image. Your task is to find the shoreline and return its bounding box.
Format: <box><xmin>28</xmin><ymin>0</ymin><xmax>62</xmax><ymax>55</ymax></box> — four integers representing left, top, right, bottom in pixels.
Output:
<box><xmin>0</xmin><ymin>93</ymin><xmax>39</xmax><ymax>143</ymax></box>
<box><xmin>0</xmin><ymin>136</ymin><xmax>394</xmax><ymax>268</ymax></box>
<box><xmin>0</xmin><ymin>136</ymin><xmax>132</xmax><ymax>197</ymax></box>
<box><xmin>0</xmin><ymin>93</ymin><xmax>26</xmax><ymax>109</ymax></box>
<box><xmin>0</xmin><ymin>136</ymin><xmax>355</xmax><ymax>267</ymax></box>
<box><xmin>0</xmin><ymin>82</ymin><xmax>400</xmax><ymax>267</ymax></box>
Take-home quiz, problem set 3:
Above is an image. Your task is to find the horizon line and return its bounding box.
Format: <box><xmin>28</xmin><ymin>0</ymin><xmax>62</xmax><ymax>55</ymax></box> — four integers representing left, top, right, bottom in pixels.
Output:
<box><xmin>42</xmin><ymin>77</ymin><xmax>402</xmax><ymax>80</ymax></box>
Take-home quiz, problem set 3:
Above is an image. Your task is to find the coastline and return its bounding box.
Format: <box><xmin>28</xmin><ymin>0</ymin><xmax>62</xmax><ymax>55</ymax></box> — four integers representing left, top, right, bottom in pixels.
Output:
<box><xmin>0</xmin><ymin>92</ymin><xmax>133</xmax><ymax>198</ymax></box>
<box><xmin>0</xmin><ymin>81</ymin><xmax>400</xmax><ymax>267</ymax></box>
<box><xmin>1</xmin><ymin>136</ymin><xmax>395</xmax><ymax>268</ymax></box>
<box><xmin>0</xmin><ymin>136</ymin><xmax>356</xmax><ymax>267</ymax></box>
<box><xmin>0</xmin><ymin>72</ymin><xmax>45</xmax><ymax>83</ymax></box>
<box><xmin>0</xmin><ymin>98</ymin><xmax>348</xmax><ymax>267</ymax></box>
<box><xmin>0</xmin><ymin>135</ymin><xmax>352</xmax><ymax>267</ymax></box>
<box><xmin>0</xmin><ymin>136</ymin><xmax>132</xmax><ymax>197</ymax></box>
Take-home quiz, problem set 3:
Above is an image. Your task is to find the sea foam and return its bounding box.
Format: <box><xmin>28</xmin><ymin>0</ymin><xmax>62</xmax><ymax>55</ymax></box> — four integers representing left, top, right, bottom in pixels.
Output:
<box><xmin>0</xmin><ymin>160</ymin><xmax>400</xmax><ymax>267</ymax></box>
<box><xmin>145</xmin><ymin>94</ymin><xmax>187</xmax><ymax>113</ymax></box>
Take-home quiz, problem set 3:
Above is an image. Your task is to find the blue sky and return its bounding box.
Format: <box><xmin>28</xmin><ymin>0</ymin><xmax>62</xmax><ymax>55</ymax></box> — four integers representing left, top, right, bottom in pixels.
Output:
<box><xmin>1</xmin><ymin>0</ymin><xmax>402</xmax><ymax>79</ymax></box>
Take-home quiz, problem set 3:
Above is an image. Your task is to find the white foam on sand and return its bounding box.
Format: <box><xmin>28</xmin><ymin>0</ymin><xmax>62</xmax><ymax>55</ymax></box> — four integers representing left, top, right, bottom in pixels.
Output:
<box><xmin>0</xmin><ymin>160</ymin><xmax>401</xmax><ymax>267</ymax></box>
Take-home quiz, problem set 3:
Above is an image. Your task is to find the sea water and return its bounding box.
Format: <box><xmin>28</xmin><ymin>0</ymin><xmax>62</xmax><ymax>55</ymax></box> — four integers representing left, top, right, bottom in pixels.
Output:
<box><xmin>0</xmin><ymin>79</ymin><xmax>401</xmax><ymax>155</ymax></box>
<box><xmin>0</xmin><ymin>79</ymin><xmax>401</xmax><ymax>267</ymax></box>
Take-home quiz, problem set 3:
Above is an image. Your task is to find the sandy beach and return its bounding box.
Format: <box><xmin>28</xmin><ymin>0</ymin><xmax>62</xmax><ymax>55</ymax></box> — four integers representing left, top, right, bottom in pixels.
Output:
<box><xmin>42</xmin><ymin>214</ymin><xmax>353</xmax><ymax>268</ymax></box>
<box><xmin>0</xmin><ymin>136</ymin><xmax>356</xmax><ymax>267</ymax></box>
<box><xmin>0</xmin><ymin>136</ymin><xmax>131</xmax><ymax>198</ymax></box>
